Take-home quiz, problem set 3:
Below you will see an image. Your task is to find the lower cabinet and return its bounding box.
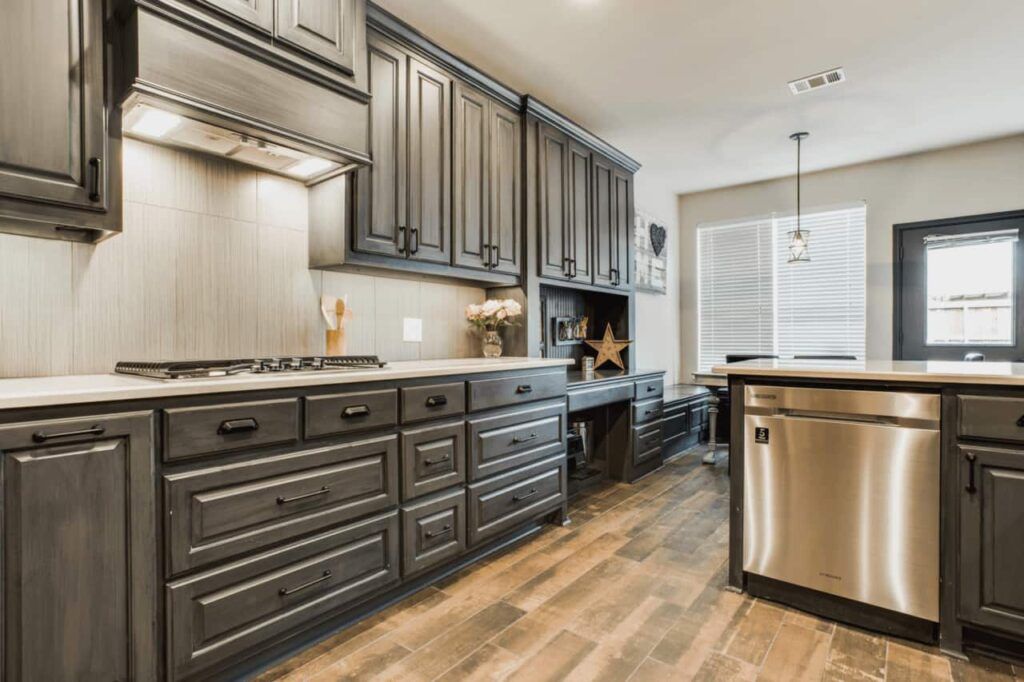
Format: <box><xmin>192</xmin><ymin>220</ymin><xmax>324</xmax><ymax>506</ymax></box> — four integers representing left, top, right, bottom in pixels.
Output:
<box><xmin>401</xmin><ymin>488</ymin><xmax>466</xmax><ymax>576</ymax></box>
<box><xmin>467</xmin><ymin>454</ymin><xmax>567</xmax><ymax>546</ymax></box>
<box><xmin>959</xmin><ymin>444</ymin><xmax>1024</xmax><ymax>638</ymax></box>
<box><xmin>0</xmin><ymin>413</ymin><xmax>157</xmax><ymax>681</ymax></box>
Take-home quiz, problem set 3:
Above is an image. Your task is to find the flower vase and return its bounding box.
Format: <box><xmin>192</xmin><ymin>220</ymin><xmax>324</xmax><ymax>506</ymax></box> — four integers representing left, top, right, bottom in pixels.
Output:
<box><xmin>482</xmin><ymin>329</ymin><xmax>503</xmax><ymax>358</ymax></box>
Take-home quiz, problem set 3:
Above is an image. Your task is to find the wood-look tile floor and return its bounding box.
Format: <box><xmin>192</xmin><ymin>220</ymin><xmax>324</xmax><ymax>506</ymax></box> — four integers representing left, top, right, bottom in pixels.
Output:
<box><xmin>258</xmin><ymin>450</ymin><xmax>1023</xmax><ymax>681</ymax></box>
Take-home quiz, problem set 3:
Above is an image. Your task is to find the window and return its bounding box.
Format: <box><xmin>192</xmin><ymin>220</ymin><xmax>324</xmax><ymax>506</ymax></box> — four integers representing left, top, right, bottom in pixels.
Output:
<box><xmin>697</xmin><ymin>203</ymin><xmax>866</xmax><ymax>371</ymax></box>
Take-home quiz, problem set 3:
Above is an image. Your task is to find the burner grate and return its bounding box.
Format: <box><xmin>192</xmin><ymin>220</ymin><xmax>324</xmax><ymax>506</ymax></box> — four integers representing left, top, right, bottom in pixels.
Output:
<box><xmin>115</xmin><ymin>356</ymin><xmax>387</xmax><ymax>379</ymax></box>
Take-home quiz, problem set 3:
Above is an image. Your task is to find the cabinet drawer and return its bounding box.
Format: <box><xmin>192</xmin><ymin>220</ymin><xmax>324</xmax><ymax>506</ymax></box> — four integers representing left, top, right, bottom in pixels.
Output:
<box><xmin>568</xmin><ymin>380</ymin><xmax>633</xmax><ymax>412</ymax></box>
<box><xmin>633</xmin><ymin>397</ymin><xmax>663</xmax><ymax>425</ymax></box>
<box><xmin>635</xmin><ymin>377</ymin><xmax>664</xmax><ymax>401</ymax></box>
<box><xmin>633</xmin><ymin>423</ymin><xmax>663</xmax><ymax>465</ymax></box>
<box><xmin>661</xmin><ymin>405</ymin><xmax>688</xmax><ymax>440</ymax></box>
<box><xmin>467</xmin><ymin>454</ymin><xmax>566</xmax><ymax>547</ymax></box>
<box><xmin>305</xmin><ymin>389</ymin><xmax>398</xmax><ymax>439</ymax></box>
<box><xmin>165</xmin><ymin>434</ymin><xmax>398</xmax><ymax>575</ymax></box>
<box><xmin>467</xmin><ymin>401</ymin><xmax>566</xmax><ymax>481</ymax></box>
<box><xmin>959</xmin><ymin>395</ymin><xmax>1024</xmax><ymax>444</ymax></box>
<box><xmin>401</xmin><ymin>489</ymin><xmax>466</xmax><ymax>577</ymax></box>
<box><xmin>401</xmin><ymin>382</ymin><xmax>465</xmax><ymax>423</ymax></box>
<box><xmin>467</xmin><ymin>370</ymin><xmax>567</xmax><ymax>412</ymax></box>
<box><xmin>167</xmin><ymin>512</ymin><xmax>399</xmax><ymax>681</ymax></box>
<box><xmin>401</xmin><ymin>420</ymin><xmax>466</xmax><ymax>501</ymax></box>
<box><xmin>163</xmin><ymin>399</ymin><xmax>299</xmax><ymax>461</ymax></box>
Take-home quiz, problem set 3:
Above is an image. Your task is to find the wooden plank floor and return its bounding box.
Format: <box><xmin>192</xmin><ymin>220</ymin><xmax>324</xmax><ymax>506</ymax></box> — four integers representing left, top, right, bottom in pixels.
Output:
<box><xmin>257</xmin><ymin>450</ymin><xmax>1023</xmax><ymax>681</ymax></box>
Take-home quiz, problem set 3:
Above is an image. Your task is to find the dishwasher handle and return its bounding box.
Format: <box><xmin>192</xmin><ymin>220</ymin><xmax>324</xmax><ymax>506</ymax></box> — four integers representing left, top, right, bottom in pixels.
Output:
<box><xmin>773</xmin><ymin>410</ymin><xmax>937</xmax><ymax>430</ymax></box>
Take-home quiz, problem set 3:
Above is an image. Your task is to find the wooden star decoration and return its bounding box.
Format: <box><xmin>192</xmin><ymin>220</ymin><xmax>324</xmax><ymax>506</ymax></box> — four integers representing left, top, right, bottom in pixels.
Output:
<box><xmin>584</xmin><ymin>323</ymin><xmax>633</xmax><ymax>370</ymax></box>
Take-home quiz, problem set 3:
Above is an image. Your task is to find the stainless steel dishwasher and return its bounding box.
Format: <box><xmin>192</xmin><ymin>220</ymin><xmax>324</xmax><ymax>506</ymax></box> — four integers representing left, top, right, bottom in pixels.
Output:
<box><xmin>743</xmin><ymin>384</ymin><xmax>940</xmax><ymax>622</ymax></box>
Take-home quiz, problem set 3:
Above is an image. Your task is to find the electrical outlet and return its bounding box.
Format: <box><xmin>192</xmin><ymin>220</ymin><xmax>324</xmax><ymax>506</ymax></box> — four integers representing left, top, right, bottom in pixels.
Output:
<box><xmin>403</xmin><ymin>317</ymin><xmax>423</xmax><ymax>343</ymax></box>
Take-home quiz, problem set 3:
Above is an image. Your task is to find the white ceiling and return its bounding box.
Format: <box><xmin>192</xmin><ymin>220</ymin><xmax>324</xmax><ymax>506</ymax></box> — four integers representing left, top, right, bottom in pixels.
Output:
<box><xmin>376</xmin><ymin>0</ymin><xmax>1024</xmax><ymax>196</ymax></box>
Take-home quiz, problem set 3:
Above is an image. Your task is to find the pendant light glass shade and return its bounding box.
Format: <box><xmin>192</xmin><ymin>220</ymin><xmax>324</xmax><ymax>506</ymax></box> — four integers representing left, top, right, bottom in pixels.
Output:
<box><xmin>788</xmin><ymin>131</ymin><xmax>811</xmax><ymax>263</ymax></box>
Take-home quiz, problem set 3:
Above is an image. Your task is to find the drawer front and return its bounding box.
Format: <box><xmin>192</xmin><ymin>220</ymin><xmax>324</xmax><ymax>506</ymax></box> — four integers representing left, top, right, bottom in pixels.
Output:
<box><xmin>633</xmin><ymin>397</ymin><xmax>664</xmax><ymax>425</ymax></box>
<box><xmin>401</xmin><ymin>382</ymin><xmax>466</xmax><ymax>423</ymax></box>
<box><xmin>467</xmin><ymin>455</ymin><xmax>566</xmax><ymax>547</ymax></box>
<box><xmin>167</xmin><ymin>512</ymin><xmax>399</xmax><ymax>681</ymax></box>
<box><xmin>691</xmin><ymin>402</ymin><xmax>709</xmax><ymax>434</ymax></box>
<box><xmin>633</xmin><ymin>423</ymin><xmax>663</xmax><ymax>465</ymax></box>
<box><xmin>467</xmin><ymin>370</ymin><xmax>567</xmax><ymax>412</ymax></box>
<box><xmin>401</xmin><ymin>489</ymin><xmax>466</xmax><ymax>576</ymax></box>
<box><xmin>568</xmin><ymin>380</ymin><xmax>634</xmax><ymax>412</ymax></box>
<box><xmin>165</xmin><ymin>434</ymin><xmax>399</xmax><ymax>575</ymax></box>
<box><xmin>635</xmin><ymin>377</ymin><xmax>664</xmax><ymax>401</ymax></box>
<box><xmin>305</xmin><ymin>389</ymin><xmax>398</xmax><ymax>439</ymax></box>
<box><xmin>959</xmin><ymin>395</ymin><xmax>1024</xmax><ymax>444</ymax></box>
<box><xmin>661</xmin><ymin>405</ymin><xmax>688</xmax><ymax>440</ymax></box>
<box><xmin>163</xmin><ymin>399</ymin><xmax>299</xmax><ymax>461</ymax></box>
<box><xmin>467</xmin><ymin>401</ymin><xmax>566</xmax><ymax>481</ymax></box>
<box><xmin>401</xmin><ymin>420</ymin><xmax>466</xmax><ymax>501</ymax></box>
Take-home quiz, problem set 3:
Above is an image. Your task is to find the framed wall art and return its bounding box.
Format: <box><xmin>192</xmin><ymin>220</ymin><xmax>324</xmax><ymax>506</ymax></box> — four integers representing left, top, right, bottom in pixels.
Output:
<box><xmin>635</xmin><ymin>207</ymin><xmax>668</xmax><ymax>294</ymax></box>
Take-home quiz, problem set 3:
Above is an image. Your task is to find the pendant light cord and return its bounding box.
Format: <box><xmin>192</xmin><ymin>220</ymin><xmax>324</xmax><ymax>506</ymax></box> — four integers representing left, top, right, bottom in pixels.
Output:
<box><xmin>795</xmin><ymin>134</ymin><xmax>801</xmax><ymax>235</ymax></box>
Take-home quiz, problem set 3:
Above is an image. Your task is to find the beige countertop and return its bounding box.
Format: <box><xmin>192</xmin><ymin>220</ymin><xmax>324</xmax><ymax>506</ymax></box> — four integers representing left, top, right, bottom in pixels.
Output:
<box><xmin>0</xmin><ymin>357</ymin><xmax>575</xmax><ymax>410</ymax></box>
<box><xmin>711</xmin><ymin>358</ymin><xmax>1024</xmax><ymax>386</ymax></box>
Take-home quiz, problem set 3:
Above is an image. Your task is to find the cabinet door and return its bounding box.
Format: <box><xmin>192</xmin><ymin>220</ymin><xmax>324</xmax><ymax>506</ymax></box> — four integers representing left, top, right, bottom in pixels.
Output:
<box><xmin>538</xmin><ymin>123</ymin><xmax>571</xmax><ymax>280</ymax></box>
<box><xmin>453</xmin><ymin>81</ymin><xmax>490</xmax><ymax>270</ymax></box>
<box><xmin>354</xmin><ymin>37</ymin><xmax>407</xmax><ymax>258</ymax></box>
<box><xmin>489</xmin><ymin>101</ymin><xmax>522</xmax><ymax>275</ymax></box>
<box><xmin>567</xmin><ymin>141</ymin><xmax>592</xmax><ymax>283</ymax></box>
<box><xmin>960</xmin><ymin>445</ymin><xmax>1024</xmax><ymax>637</ymax></box>
<box><xmin>275</xmin><ymin>0</ymin><xmax>358</xmax><ymax>74</ymax></box>
<box><xmin>612</xmin><ymin>166</ymin><xmax>633</xmax><ymax>288</ymax></box>
<box><xmin>407</xmin><ymin>58</ymin><xmax>452</xmax><ymax>265</ymax></box>
<box><xmin>0</xmin><ymin>414</ymin><xmax>156</xmax><ymax>681</ymax></box>
<box><xmin>198</xmin><ymin>0</ymin><xmax>274</xmax><ymax>32</ymax></box>
<box><xmin>592</xmin><ymin>154</ymin><xmax>616</xmax><ymax>287</ymax></box>
<box><xmin>0</xmin><ymin>0</ymin><xmax>107</xmax><ymax>211</ymax></box>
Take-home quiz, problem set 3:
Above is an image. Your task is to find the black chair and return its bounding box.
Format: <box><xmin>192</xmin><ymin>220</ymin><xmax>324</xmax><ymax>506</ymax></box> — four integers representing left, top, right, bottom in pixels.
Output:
<box><xmin>793</xmin><ymin>355</ymin><xmax>857</xmax><ymax>360</ymax></box>
<box><xmin>725</xmin><ymin>354</ymin><xmax>778</xmax><ymax>364</ymax></box>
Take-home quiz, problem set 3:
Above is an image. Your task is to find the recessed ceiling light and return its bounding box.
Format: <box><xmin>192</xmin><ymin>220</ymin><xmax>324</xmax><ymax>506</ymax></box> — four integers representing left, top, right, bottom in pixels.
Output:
<box><xmin>286</xmin><ymin>157</ymin><xmax>336</xmax><ymax>179</ymax></box>
<box><xmin>129</xmin><ymin>108</ymin><xmax>183</xmax><ymax>138</ymax></box>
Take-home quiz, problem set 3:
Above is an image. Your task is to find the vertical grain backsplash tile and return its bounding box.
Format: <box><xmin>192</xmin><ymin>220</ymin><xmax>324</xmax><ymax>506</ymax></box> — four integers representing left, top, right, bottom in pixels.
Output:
<box><xmin>256</xmin><ymin>225</ymin><xmax>321</xmax><ymax>356</ymax></box>
<box><xmin>257</xmin><ymin>172</ymin><xmax>309</xmax><ymax>231</ymax></box>
<box><xmin>374</xmin><ymin>278</ymin><xmax>422</xmax><ymax>362</ymax></box>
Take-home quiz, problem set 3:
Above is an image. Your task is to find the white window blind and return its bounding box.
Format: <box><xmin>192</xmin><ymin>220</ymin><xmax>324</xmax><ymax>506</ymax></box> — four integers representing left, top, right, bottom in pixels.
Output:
<box><xmin>697</xmin><ymin>203</ymin><xmax>866</xmax><ymax>371</ymax></box>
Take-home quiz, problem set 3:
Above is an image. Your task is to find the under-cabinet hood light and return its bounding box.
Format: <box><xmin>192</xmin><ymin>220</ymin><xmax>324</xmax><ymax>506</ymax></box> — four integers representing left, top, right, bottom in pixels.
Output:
<box><xmin>286</xmin><ymin>157</ymin><xmax>337</xmax><ymax>179</ymax></box>
<box><xmin>129</xmin><ymin>107</ymin><xmax>182</xmax><ymax>138</ymax></box>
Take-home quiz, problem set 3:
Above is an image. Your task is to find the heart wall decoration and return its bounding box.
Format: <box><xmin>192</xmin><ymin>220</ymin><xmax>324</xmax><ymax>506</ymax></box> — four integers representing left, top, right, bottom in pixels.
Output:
<box><xmin>649</xmin><ymin>223</ymin><xmax>667</xmax><ymax>256</ymax></box>
<box><xmin>634</xmin><ymin>207</ymin><xmax>668</xmax><ymax>294</ymax></box>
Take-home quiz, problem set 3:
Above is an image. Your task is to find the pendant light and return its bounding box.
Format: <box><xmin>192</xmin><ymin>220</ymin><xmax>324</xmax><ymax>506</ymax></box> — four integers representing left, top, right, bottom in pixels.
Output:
<box><xmin>788</xmin><ymin>131</ymin><xmax>811</xmax><ymax>263</ymax></box>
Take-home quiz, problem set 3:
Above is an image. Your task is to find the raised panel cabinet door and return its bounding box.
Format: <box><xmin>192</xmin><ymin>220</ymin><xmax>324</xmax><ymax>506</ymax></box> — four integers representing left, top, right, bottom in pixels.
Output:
<box><xmin>0</xmin><ymin>0</ymin><xmax>108</xmax><ymax>210</ymax></box>
<box><xmin>0</xmin><ymin>414</ymin><xmax>157</xmax><ymax>681</ymax></box>
<box><xmin>537</xmin><ymin>123</ymin><xmax>570</xmax><ymax>280</ymax></box>
<box><xmin>407</xmin><ymin>57</ymin><xmax>452</xmax><ymax>264</ymax></box>
<box><xmin>274</xmin><ymin>0</ymin><xmax>359</xmax><ymax>74</ymax></box>
<box><xmin>453</xmin><ymin>81</ymin><xmax>490</xmax><ymax>270</ymax></box>
<box><xmin>567</xmin><ymin>142</ymin><xmax>592</xmax><ymax>283</ymax></box>
<box><xmin>612</xmin><ymin>166</ymin><xmax>634</xmax><ymax>288</ymax></box>
<box><xmin>197</xmin><ymin>0</ymin><xmax>274</xmax><ymax>32</ymax></box>
<box><xmin>489</xmin><ymin>101</ymin><xmax>522</xmax><ymax>275</ymax></box>
<box><xmin>591</xmin><ymin>153</ymin><xmax>616</xmax><ymax>287</ymax></box>
<box><xmin>959</xmin><ymin>445</ymin><xmax>1024</xmax><ymax>637</ymax></box>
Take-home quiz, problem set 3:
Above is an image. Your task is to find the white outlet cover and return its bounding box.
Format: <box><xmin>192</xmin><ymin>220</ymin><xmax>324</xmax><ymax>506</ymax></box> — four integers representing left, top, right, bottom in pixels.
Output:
<box><xmin>403</xmin><ymin>317</ymin><xmax>423</xmax><ymax>343</ymax></box>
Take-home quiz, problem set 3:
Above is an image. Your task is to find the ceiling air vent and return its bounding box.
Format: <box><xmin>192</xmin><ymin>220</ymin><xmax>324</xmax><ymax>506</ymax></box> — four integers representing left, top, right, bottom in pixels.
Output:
<box><xmin>788</xmin><ymin>68</ymin><xmax>846</xmax><ymax>95</ymax></box>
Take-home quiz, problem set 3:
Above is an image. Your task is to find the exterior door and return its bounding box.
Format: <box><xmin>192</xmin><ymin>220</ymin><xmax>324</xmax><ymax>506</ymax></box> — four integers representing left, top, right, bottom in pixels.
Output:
<box><xmin>198</xmin><ymin>0</ymin><xmax>274</xmax><ymax>32</ymax></box>
<box><xmin>488</xmin><ymin>102</ymin><xmax>522</xmax><ymax>275</ymax></box>
<box><xmin>453</xmin><ymin>81</ymin><xmax>490</xmax><ymax>270</ymax></box>
<box><xmin>592</xmin><ymin>154</ymin><xmax>616</xmax><ymax>287</ymax></box>
<box><xmin>538</xmin><ymin>123</ymin><xmax>571</xmax><ymax>280</ymax></box>
<box><xmin>0</xmin><ymin>0</ymin><xmax>108</xmax><ymax>211</ymax></box>
<box><xmin>407</xmin><ymin>57</ymin><xmax>451</xmax><ymax>265</ymax></box>
<box><xmin>612</xmin><ymin>167</ymin><xmax>633</xmax><ymax>287</ymax></box>
<box><xmin>275</xmin><ymin>0</ymin><xmax>358</xmax><ymax>74</ymax></box>
<box><xmin>567</xmin><ymin>141</ymin><xmax>592</xmax><ymax>283</ymax></box>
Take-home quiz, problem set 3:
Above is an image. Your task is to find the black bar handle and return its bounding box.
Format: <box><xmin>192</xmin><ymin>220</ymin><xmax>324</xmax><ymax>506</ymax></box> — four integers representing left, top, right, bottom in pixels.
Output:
<box><xmin>425</xmin><ymin>395</ymin><xmax>448</xmax><ymax>408</ymax></box>
<box><xmin>610</xmin><ymin>268</ymin><xmax>619</xmax><ymax>286</ymax></box>
<box><xmin>570</xmin><ymin>258</ymin><xmax>578</xmax><ymax>279</ymax></box>
<box><xmin>410</xmin><ymin>227</ymin><xmax>419</xmax><ymax>254</ymax></box>
<box><xmin>966</xmin><ymin>452</ymin><xmax>978</xmax><ymax>493</ymax></box>
<box><xmin>277</xmin><ymin>486</ymin><xmax>330</xmax><ymax>505</ymax></box>
<box><xmin>398</xmin><ymin>226</ymin><xmax>407</xmax><ymax>255</ymax></box>
<box><xmin>425</xmin><ymin>524</ymin><xmax>452</xmax><ymax>539</ymax></box>
<box><xmin>490</xmin><ymin>245</ymin><xmax>499</xmax><ymax>269</ymax></box>
<box><xmin>423</xmin><ymin>454</ymin><xmax>450</xmax><ymax>466</ymax></box>
<box><xmin>341</xmin><ymin>405</ymin><xmax>371</xmax><ymax>419</ymax></box>
<box><xmin>32</xmin><ymin>425</ymin><xmax>105</xmax><ymax>443</ymax></box>
<box><xmin>563</xmin><ymin>257</ymin><xmax>572</xmax><ymax>277</ymax></box>
<box><xmin>88</xmin><ymin>157</ymin><xmax>102</xmax><ymax>202</ymax></box>
<box><xmin>483</xmin><ymin>243</ymin><xmax>491</xmax><ymax>268</ymax></box>
<box><xmin>218</xmin><ymin>418</ymin><xmax>259</xmax><ymax>435</ymax></box>
<box><xmin>515</xmin><ymin>385</ymin><xmax>533</xmax><ymax>394</ymax></box>
<box><xmin>513</xmin><ymin>488</ymin><xmax>538</xmax><ymax>502</ymax></box>
<box><xmin>279</xmin><ymin>569</ymin><xmax>332</xmax><ymax>596</ymax></box>
<box><xmin>512</xmin><ymin>432</ymin><xmax>537</xmax><ymax>444</ymax></box>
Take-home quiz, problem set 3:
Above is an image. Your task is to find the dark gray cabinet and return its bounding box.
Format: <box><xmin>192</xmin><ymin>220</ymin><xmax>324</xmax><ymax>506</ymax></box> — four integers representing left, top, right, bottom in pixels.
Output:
<box><xmin>198</xmin><ymin>0</ymin><xmax>274</xmax><ymax>32</ymax></box>
<box><xmin>612</xmin><ymin>166</ymin><xmax>633</xmax><ymax>288</ymax></box>
<box><xmin>959</xmin><ymin>445</ymin><xmax>1024</xmax><ymax>638</ymax></box>
<box><xmin>275</xmin><ymin>0</ymin><xmax>359</xmax><ymax>74</ymax></box>
<box><xmin>538</xmin><ymin>123</ymin><xmax>572</xmax><ymax>280</ymax></box>
<box><xmin>567</xmin><ymin>141</ymin><xmax>592</xmax><ymax>283</ymax></box>
<box><xmin>592</xmin><ymin>154</ymin><xmax>616</xmax><ymax>287</ymax></box>
<box><xmin>0</xmin><ymin>413</ymin><xmax>156</xmax><ymax>681</ymax></box>
<box><xmin>407</xmin><ymin>56</ymin><xmax>452</xmax><ymax>265</ymax></box>
<box><xmin>489</xmin><ymin>100</ymin><xmax>522</xmax><ymax>275</ymax></box>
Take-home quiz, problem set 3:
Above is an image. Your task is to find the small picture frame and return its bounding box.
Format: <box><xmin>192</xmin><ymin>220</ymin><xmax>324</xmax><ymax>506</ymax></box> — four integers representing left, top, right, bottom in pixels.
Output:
<box><xmin>553</xmin><ymin>317</ymin><xmax>582</xmax><ymax>346</ymax></box>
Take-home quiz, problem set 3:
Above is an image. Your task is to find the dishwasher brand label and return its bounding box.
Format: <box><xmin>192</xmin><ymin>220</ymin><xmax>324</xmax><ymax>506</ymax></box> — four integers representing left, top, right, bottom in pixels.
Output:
<box><xmin>754</xmin><ymin>427</ymin><xmax>769</xmax><ymax>444</ymax></box>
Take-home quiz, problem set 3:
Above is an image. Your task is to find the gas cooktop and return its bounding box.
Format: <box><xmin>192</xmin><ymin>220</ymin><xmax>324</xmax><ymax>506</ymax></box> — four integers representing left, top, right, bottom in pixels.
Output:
<box><xmin>114</xmin><ymin>355</ymin><xmax>387</xmax><ymax>380</ymax></box>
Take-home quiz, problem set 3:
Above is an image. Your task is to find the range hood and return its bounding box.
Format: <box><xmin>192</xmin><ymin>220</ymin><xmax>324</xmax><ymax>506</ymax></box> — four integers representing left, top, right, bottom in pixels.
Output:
<box><xmin>118</xmin><ymin>4</ymin><xmax>371</xmax><ymax>184</ymax></box>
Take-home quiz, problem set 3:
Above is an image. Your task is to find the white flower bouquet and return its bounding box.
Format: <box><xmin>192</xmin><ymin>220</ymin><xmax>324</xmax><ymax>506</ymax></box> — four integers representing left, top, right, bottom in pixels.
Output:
<box><xmin>465</xmin><ymin>298</ymin><xmax>523</xmax><ymax>331</ymax></box>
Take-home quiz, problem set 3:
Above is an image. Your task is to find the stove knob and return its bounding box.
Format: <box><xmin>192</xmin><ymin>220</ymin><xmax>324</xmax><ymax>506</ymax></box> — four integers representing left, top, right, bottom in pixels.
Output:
<box><xmin>310</xmin><ymin>357</ymin><xmax>325</xmax><ymax>370</ymax></box>
<box><xmin>262</xmin><ymin>358</ymin><xmax>284</xmax><ymax>372</ymax></box>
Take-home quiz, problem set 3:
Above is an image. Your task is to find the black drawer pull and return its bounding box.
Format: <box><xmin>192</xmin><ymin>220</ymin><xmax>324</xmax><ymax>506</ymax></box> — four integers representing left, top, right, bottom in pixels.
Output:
<box><xmin>513</xmin><ymin>488</ymin><xmax>538</xmax><ymax>502</ymax></box>
<box><xmin>425</xmin><ymin>395</ymin><xmax>448</xmax><ymax>407</ymax></box>
<box><xmin>512</xmin><ymin>433</ymin><xmax>538</xmax><ymax>444</ymax></box>
<box><xmin>277</xmin><ymin>486</ymin><xmax>330</xmax><ymax>505</ymax></box>
<box><xmin>218</xmin><ymin>418</ymin><xmax>259</xmax><ymax>435</ymax></box>
<box><xmin>1016</xmin><ymin>414</ymin><xmax>1024</xmax><ymax>427</ymax></box>
<box><xmin>966</xmin><ymin>453</ymin><xmax>978</xmax><ymax>493</ymax></box>
<box><xmin>425</xmin><ymin>524</ymin><xmax>452</xmax><ymax>539</ymax></box>
<box><xmin>341</xmin><ymin>405</ymin><xmax>371</xmax><ymax>418</ymax></box>
<box><xmin>646</xmin><ymin>385</ymin><xmax>658</xmax><ymax>393</ymax></box>
<box><xmin>32</xmin><ymin>425</ymin><xmax>105</xmax><ymax>443</ymax></box>
<box><xmin>88</xmin><ymin>157</ymin><xmax>103</xmax><ymax>202</ymax></box>
<box><xmin>423</xmin><ymin>454</ymin><xmax>451</xmax><ymax>466</ymax></box>
<box><xmin>279</xmin><ymin>569</ymin><xmax>331</xmax><ymax>596</ymax></box>
<box><xmin>516</xmin><ymin>385</ymin><xmax>533</xmax><ymax>394</ymax></box>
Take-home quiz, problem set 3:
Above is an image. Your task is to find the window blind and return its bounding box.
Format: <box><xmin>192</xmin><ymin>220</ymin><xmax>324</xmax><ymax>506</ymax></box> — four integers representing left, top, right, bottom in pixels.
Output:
<box><xmin>697</xmin><ymin>203</ymin><xmax>866</xmax><ymax>371</ymax></box>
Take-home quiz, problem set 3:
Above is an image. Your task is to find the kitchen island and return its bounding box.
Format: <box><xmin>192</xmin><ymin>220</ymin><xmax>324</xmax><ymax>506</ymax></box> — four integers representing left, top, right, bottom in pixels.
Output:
<box><xmin>715</xmin><ymin>359</ymin><xmax>1024</xmax><ymax>664</ymax></box>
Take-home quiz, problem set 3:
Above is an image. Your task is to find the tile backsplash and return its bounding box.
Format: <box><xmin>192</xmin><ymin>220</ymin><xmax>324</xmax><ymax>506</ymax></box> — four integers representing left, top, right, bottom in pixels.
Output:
<box><xmin>0</xmin><ymin>140</ymin><xmax>484</xmax><ymax>378</ymax></box>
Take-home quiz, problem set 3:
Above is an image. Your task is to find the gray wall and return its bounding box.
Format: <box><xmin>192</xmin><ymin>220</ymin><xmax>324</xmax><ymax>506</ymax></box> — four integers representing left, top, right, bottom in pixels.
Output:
<box><xmin>676</xmin><ymin>134</ymin><xmax>1024</xmax><ymax>381</ymax></box>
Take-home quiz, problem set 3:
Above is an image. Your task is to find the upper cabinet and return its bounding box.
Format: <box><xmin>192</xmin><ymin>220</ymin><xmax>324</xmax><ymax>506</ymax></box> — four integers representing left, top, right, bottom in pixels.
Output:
<box><xmin>538</xmin><ymin>124</ymin><xmax>571</xmax><ymax>280</ymax></box>
<box><xmin>406</xmin><ymin>57</ymin><xmax>452</xmax><ymax>265</ymax></box>
<box><xmin>198</xmin><ymin>0</ymin><xmax>274</xmax><ymax>32</ymax></box>
<box><xmin>0</xmin><ymin>0</ymin><xmax>120</xmax><ymax>241</ymax></box>
<box><xmin>488</xmin><ymin>101</ymin><xmax>522</xmax><ymax>275</ymax></box>
<box><xmin>275</xmin><ymin>0</ymin><xmax>360</xmax><ymax>75</ymax></box>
